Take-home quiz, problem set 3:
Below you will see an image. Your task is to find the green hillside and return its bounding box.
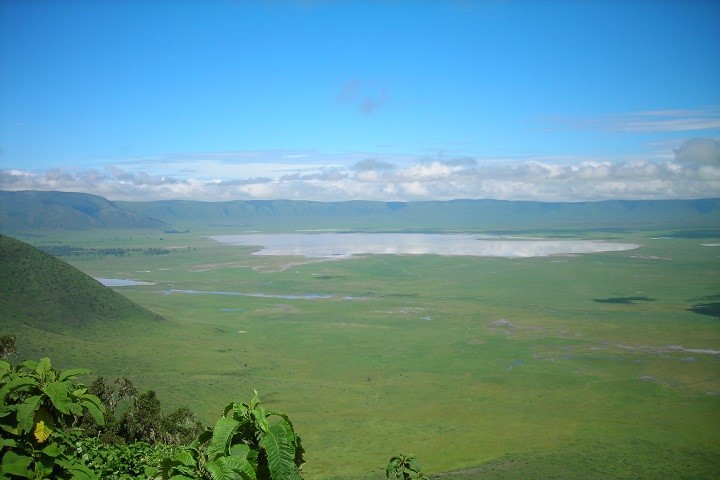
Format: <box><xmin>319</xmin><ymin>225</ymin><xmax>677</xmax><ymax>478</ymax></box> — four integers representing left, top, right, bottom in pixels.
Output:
<box><xmin>119</xmin><ymin>197</ymin><xmax>720</xmax><ymax>232</ymax></box>
<box><xmin>0</xmin><ymin>234</ymin><xmax>163</xmax><ymax>335</ymax></box>
<box><xmin>0</xmin><ymin>190</ymin><xmax>171</xmax><ymax>232</ymax></box>
<box><xmin>2</xmin><ymin>190</ymin><xmax>719</xmax><ymax>233</ymax></box>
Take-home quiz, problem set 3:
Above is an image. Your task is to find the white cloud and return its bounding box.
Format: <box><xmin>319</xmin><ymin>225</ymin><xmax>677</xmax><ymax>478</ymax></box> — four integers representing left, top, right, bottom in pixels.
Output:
<box><xmin>546</xmin><ymin>106</ymin><xmax>720</xmax><ymax>133</ymax></box>
<box><xmin>674</xmin><ymin>138</ymin><xmax>720</xmax><ymax>165</ymax></box>
<box><xmin>2</xmin><ymin>144</ymin><xmax>719</xmax><ymax>202</ymax></box>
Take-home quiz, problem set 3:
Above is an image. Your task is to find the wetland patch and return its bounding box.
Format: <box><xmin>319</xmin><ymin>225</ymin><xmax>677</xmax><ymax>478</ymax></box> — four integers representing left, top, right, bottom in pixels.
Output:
<box><xmin>96</xmin><ymin>278</ymin><xmax>156</xmax><ymax>286</ymax></box>
<box><xmin>159</xmin><ymin>289</ymin><xmax>360</xmax><ymax>300</ymax></box>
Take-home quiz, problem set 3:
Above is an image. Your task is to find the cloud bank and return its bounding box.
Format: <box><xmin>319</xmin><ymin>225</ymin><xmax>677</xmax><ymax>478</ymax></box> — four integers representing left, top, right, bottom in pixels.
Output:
<box><xmin>2</xmin><ymin>139</ymin><xmax>719</xmax><ymax>202</ymax></box>
<box><xmin>546</xmin><ymin>107</ymin><xmax>720</xmax><ymax>133</ymax></box>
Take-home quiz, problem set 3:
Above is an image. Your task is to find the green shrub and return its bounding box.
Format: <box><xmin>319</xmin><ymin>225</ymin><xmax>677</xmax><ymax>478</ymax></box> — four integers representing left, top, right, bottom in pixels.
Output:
<box><xmin>161</xmin><ymin>391</ymin><xmax>305</xmax><ymax>480</ymax></box>
<box><xmin>75</xmin><ymin>437</ymin><xmax>177</xmax><ymax>479</ymax></box>
<box><xmin>386</xmin><ymin>454</ymin><xmax>428</xmax><ymax>480</ymax></box>
<box><xmin>0</xmin><ymin>357</ymin><xmax>104</xmax><ymax>479</ymax></box>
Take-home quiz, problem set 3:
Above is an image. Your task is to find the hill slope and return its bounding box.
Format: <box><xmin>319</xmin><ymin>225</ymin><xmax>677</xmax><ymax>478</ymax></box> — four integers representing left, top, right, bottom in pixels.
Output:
<box><xmin>0</xmin><ymin>190</ymin><xmax>171</xmax><ymax>232</ymax></box>
<box><xmin>0</xmin><ymin>234</ymin><xmax>162</xmax><ymax>335</ymax></box>
<box><xmin>1</xmin><ymin>190</ymin><xmax>719</xmax><ymax>232</ymax></box>
<box><xmin>119</xmin><ymin>197</ymin><xmax>720</xmax><ymax>231</ymax></box>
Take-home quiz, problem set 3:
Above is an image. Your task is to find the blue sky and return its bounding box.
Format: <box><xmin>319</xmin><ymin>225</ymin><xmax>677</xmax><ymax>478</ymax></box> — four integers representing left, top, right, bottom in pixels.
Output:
<box><xmin>1</xmin><ymin>0</ymin><xmax>719</xmax><ymax>201</ymax></box>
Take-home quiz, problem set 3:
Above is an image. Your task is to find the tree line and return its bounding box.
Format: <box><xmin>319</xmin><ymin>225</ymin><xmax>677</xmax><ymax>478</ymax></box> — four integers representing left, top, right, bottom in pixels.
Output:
<box><xmin>36</xmin><ymin>245</ymin><xmax>172</xmax><ymax>257</ymax></box>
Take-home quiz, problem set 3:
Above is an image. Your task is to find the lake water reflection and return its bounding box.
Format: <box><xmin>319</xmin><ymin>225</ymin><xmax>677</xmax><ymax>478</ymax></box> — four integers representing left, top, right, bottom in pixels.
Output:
<box><xmin>96</xmin><ymin>278</ymin><xmax>156</xmax><ymax>286</ymax></box>
<box><xmin>209</xmin><ymin>233</ymin><xmax>640</xmax><ymax>258</ymax></box>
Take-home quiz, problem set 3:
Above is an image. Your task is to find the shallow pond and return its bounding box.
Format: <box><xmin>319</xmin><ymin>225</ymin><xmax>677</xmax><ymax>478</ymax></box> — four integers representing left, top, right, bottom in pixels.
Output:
<box><xmin>159</xmin><ymin>289</ymin><xmax>354</xmax><ymax>300</ymax></box>
<box><xmin>95</xmin><ymin>278</ymin><xmax>156</xmax><ymax>286</ymax></box>
<box><xmin>209</xmin><ymin>233</ymin><xmax>640</xmax><ymax>258</ymax></box>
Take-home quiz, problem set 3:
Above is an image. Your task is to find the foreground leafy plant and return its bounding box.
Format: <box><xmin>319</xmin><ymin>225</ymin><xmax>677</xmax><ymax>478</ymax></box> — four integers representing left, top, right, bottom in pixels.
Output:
<box><xmin>75</xmin><ymin>437</ymin><xmax>178</xmax><ymax>480</ymax></box>
<box><xmin>0</xmin><ymin>357</ymin><xmax>105</xmax><ymax>479</ymax></box>
<box><xmin>2</xmin><ymin>354</ymin><xmax>419</xmax><ymax>480</ymax></box>
<box><xmin>386</xmin><ymin>454</ymin><xmax>429</xmax><ymax>480</ymax></box>
<box><xmin>161</xmin><ymin>391</ymin><xmax>304</xmax><ymax>480</ymax></box>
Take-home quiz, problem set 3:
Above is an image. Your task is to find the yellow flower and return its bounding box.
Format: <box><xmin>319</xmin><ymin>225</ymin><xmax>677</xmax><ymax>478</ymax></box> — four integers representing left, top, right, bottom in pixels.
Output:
<box><xmin>34</xmin><ymin>419</ymin><xmax>52</xmax><ymax>443</ymax></box>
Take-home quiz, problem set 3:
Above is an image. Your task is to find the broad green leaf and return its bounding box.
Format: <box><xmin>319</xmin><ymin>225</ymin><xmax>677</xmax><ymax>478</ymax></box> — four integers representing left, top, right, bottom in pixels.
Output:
<box><xmin>78</xmin><ymin>392</ymin><xmax>104</xmax><ymax>409</ymax></box>
<box><xmin>252</xmin><ymin>405</ymin><xmax>268</xmax><ymax>434</ymax></box>
<box><xmin>144</xmin><ymin>465</ymin><xmax>158</xmax><ymax>478</ymax></box>
<box><xmin>386</xmin><ymin>459</ymin><xmax>400</xmax><ymax>479</ymax></box>
<box><xmin>267</xmin><ymin>412</ymin><xmax>304</xmax><ymax>468</ymax></box>
<box><xmin>407</xmin><ymin>456</ymin><xmax>421</xmax><ymax>472</ymax></box>
<box><xmin>0</xmin><ymin>360</ymin><xmax>10</xmax><ymax>375</ymax></box>
<box><xmin>71</xmin><ymin>467</ymin><xmax>99</xmax><ymax>480</ymax></box>
<box><xmin>68</xmin><ymin>402</ymin><xmax>83</xmax><ymax>415</ymax></box>
<box><xmin>0</xmin><ymin>439</ymin><xmax>16</xmax><ymax>449</ymax></box>
<box><xmin>173</xmin><ymin>450</ymin><xmax>197</xmax><ymax>467</ymax></box>
<box><xmin>229</xmin><ymin>443</ymin><xmax>251</xmax><ymax>459</ymax></box>
<box><xmin>168</xmin><ymin>476</ymin><xmax>197</xmax><ymax>480</ymax></box>
<box><xmin>20</xmin><ymin>360</ymin><xmax>38</xmax><ymax>370</ymax></box>
<box><xmin>231</xmin><ymin>402</ymin><xmax>249</xmax><ymax>421</ymax></box>
<box><xmin>0</xmin><ymin>451</ymin><xmax>33</xmax><ymax>477</ymax></box>
<box><xmin>260</xmin><ymin>420</ymin><xmax>300</xmax><ymax>480</ymax></box>
<box><xmin>42</xmin><ymin>382</ymin><xmax>71</xmax><ymax>414</ymax></box>
<box><xmin>0</xmin><ymin>424</ymin><xmax>19</xmax><ymax>435</ymax></box>
<box><xmin>65</xmin><ymin>460</ymin><xmax>99</xmax><ymax>480</ymax></box>
<box><xmin>293</xmin><ymin>434</ymin><xmax>305</xmax><ymax>469</ymax></box>
<box><xmin>0</xmin><ymin>377</ymin><xmax>36</xmax><ymax>403</ymax></box>
<box><xmin>204</xmin><ymin>459</ymin><xmax>235</xmax><ymax>480</ymax></box>
<box><xmin>208</xmin><ymin>417</ymin><xmax>241</xmax><ymax>460</ymax></box>
<box><xmin>41</xmin><ymin>443</ymin><xmax>62</xmax><ymax>458</ymax></box>
<box><xmin>220</xmin><ymin>456</ymin><xmax>256</xmax><ymax>480</ymax></box>
<box><xmin>16</xmin><ymin>395</ymin><xmax>42</xmax><ymax>434</ymax></box>
<box><xmin>267</xmin><ymin>411</ymin><xmax>296</xmax><ymax>434</ymax></box>
<box><xmin>191</xmin><ymin>429</ymin><xmax>213</xmax><ymax>449</ymax></box>
<box><xmin>223</xmin><ymin>402</ymin><xmax>237</xmax><ymax>417</ymax></box>
<box><xmin>81</xmin><ymin>399</ymin><xmax>105</xmax><ymax>425</ymax></box>
<box><xmin>58</xmin><ymin>368</ymin><xmax>90</xmax><ymax>382</ymax></box>
<box><xmin>35</xmin><ymin>357</ymin><xmax>51</xmax><ymax>377</ymax></box>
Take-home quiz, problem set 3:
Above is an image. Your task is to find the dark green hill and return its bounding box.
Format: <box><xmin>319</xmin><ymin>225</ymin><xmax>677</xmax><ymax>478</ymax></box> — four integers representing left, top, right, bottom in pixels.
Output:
<box><xmin>0</xmin><ymin>234</ymin><xmax>162</xmax><ymax>335</ymax></box>
<box><xmin>0</xmin><ymin>190</ymin><xmax>171</xmax><ymax>232</ymax></box>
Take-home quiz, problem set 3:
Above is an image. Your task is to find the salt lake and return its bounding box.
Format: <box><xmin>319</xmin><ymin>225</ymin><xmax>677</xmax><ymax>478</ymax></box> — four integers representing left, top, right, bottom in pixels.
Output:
<box><xmin>209</xmin><ymin>233</ymin><xmax>640</xmax><ymax>258</ymax></box>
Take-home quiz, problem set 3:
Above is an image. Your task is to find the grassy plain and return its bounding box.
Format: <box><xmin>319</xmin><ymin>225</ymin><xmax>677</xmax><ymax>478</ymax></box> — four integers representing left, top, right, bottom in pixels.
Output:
<box><xmin>8</xmin><ymin>227</ymin><xmax>720</xmax><ymax>479</ymax></box>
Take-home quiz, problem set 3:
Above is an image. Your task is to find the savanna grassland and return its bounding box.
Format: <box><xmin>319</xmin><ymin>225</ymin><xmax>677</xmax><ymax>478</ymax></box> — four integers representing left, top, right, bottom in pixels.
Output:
<box><xmin>8</xmin><ymin>227</ymin><xmax>720</xmax><ymax>479</ymax></box>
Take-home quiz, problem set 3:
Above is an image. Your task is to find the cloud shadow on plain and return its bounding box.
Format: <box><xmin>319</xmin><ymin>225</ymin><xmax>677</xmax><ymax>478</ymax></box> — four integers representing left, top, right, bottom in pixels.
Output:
<box><xmin>593</xmin><ymin>296</ymin><xmax>656</xmax><ymax>304</ymax></box>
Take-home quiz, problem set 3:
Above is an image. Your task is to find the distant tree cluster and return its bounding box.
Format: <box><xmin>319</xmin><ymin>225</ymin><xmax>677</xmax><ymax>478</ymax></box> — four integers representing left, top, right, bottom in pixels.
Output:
<box><xmin>36</xmin><ymin>245</ymin><xmax>172</xmax><ymax>257</ymax></box>
<box><xmin>82</xmin><ymin>376</ymin><xmax>204</xmax><ymax>446</ymax></box>
<box><xmin>0</xmin><ymin>334</ymin><xmax>16</xmax><ymax>358</ymax></box>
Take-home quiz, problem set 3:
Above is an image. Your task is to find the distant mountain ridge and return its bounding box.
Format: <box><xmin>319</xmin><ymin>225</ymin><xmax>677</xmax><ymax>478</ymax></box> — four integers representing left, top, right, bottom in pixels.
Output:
<box><xmin>1</xmin><ymin>190</ymin><xmax>719</xmax><ymax>232</ymax></box>
<box><xmin>0</xmin><ymin>234</ymin><xmax>163</xmax><ymax>335</ymax></box>
<box><xmin>0</xmin><ymin>190</ymin><xmax>171</xmax><ymax>232</ymax></box>
<box><xmin>119</xmin><ymin>197</ymin><xmax>720</xmax><ymax>231</ymax></box>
